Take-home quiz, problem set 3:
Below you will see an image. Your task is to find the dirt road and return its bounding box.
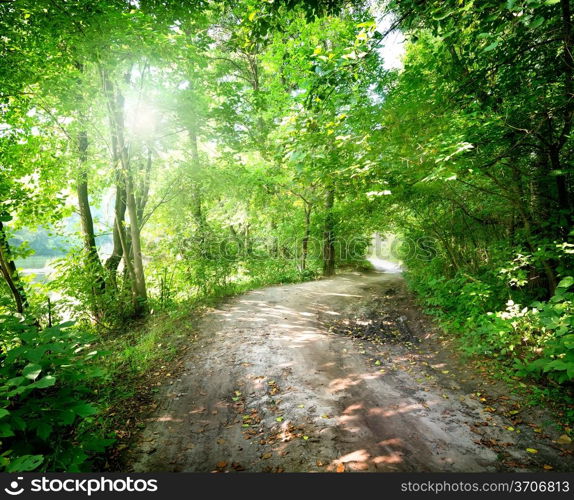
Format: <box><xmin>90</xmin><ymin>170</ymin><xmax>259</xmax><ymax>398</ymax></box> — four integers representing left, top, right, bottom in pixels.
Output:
<box><xmin>130</xmin><ymin>268</ymin><xmax>573</xmax><ymax>472</ymax></box>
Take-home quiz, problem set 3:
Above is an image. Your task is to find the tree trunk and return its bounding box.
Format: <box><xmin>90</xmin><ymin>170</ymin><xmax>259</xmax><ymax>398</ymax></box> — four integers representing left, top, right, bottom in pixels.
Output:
<box><xmin>322</xmin><ymin>188</ymin><xmax>336</xmax><ymax>277</ymax></box>
<box><xmin>100</xmin><ymin>67</ymin><xmax>147</xmax><ymax>314</ymax></box>
<box><xmin>102</xmin><ymin>70</ymin><xmax>126</xmax><ymax>283</ymax></box>
<box><xmin>116</xmin><ymin>93</ymin><xmax>147</xmax><ymax>314</ymax></box>
<box><xmin>270</xmin><ymin>219</ymin><xmax>279</xmax><ymax>258</ymax></box>
<box><xmin>549</xmin><ymin>146</ymin><xmax>572</xmax><ymax>233</ymax></box>
<box><xmin>126</xmin><ymin>172</ymin><xmax>148</xmax><ymax>315</ymax></box>
<box><xmin>189</xmin><ymin>126</ymin><xmax>206</xmax><ymax>253</ymax></box>
<box><xmin>301</xmin><ymin>203</ymin><xmax>311</xmax><ymax>271</ymax></box>
<box><xmin>105</xmin><ymin>176</ymin><xmax>127</xmax><ymax>282</ymax></box>
<box><xmin>76</xmin><ymin>130</ymin><xmax>106</xmax><ymax>299</ymax></box>
<box><xmin>0</xmin><ymin>221</ymin><xmax>28</xmax><ymax>314</ymax></box>
<box><xmin>136</xmin><ymin>147</ymin><xmax>152</xmax><ymax>224</ymax></box>
<box><xmin>229</xmin><ymin>225</ymin><xmax>245</xmax><ymax>256</ymax></box>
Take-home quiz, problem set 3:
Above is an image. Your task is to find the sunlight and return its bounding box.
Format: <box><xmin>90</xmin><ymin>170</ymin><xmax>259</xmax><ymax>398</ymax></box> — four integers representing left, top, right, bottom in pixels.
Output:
<box><xmin>125</xmin><ymin>97</ymin><xmax>158</xmax><ymax>137</ymax></box>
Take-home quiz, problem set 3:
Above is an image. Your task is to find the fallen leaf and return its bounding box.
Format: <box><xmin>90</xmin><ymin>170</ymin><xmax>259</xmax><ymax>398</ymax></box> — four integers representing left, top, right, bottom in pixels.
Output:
<box><xmin>262</xmin><ymin>453</ymin><xmax>272</xmax><ymax>459</ymax></box>
<box><xmin>216</xmin><ymin>461</ymin><xmax>228</xmax><ymax>468</ymax></box>
<box><xmin>526</xmin><ymin>448</ymin><xmax>538</xmax><ymax>454</ymax></box>
<box><xmin>556</xmin><ymin>434</ymin><xmax>572</xmax><ymax>445</ymax></box>
<box><xmin>336</xmin><ymin>463</ymin><xmax>345</xmax><ymax>473</ymax></box>
<box><xmin>543</xmin><ymin>464</ymin><xmax>554</xmax><ymax>470</ymax></box>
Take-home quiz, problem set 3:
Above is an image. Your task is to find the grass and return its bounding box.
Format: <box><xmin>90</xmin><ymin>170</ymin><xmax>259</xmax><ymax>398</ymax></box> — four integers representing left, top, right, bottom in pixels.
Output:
<box><xmin>93</xmin><ymin>306</ymin><xmax>201</xmax><ymax>470</ymax></box>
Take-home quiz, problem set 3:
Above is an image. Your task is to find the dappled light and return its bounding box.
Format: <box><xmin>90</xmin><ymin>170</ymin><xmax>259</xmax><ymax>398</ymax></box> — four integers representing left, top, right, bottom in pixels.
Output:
<box><xmin>368</xmin><ymin>258</ymin><xmax>402</xmax><ymax>274</ymax></box>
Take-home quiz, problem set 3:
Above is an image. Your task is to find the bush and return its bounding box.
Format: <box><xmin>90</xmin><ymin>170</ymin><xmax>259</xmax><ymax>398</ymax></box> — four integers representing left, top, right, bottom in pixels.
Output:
<box><xmin>50</xmin><ymin>250</ymin><xmax>132</xmax><ymax>325</ymax></box>
<box><xmin>0</xmin><ymin>317</ymin><xmax>112</xmax><ymax>472</ymax></box>
<box><xmin>520</xmin><ymin>277</ymin><xmax>574</xmax><ymax>383</ymax></box>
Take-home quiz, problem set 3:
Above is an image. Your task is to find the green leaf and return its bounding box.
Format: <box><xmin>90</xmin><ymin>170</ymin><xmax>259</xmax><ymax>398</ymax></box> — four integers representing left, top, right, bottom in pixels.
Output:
<box><xmin>6</xmin><ymin>454</ymin><xmax>44</xmax><ymax>472</ymax></box>
<box><xmin>35</xmin><ymin>422</ymin><xmax>52</xmax><ymax>441</ymax></box>
<box><xmin>483</xmin><ymin>41</ymin><xmax>499</xmax><ymax>52</ymax></box>
<box><xmin>23</xmin><ymin>363</ymin><xmax>42</xmax><ymax>380</ymax></box>
<box><xmin>59</xmin><ymin>409</ymin><xmax>76</xmax><ymax>425</ymax></box>
<box><xmin>432</xmin><ymin>9</ymin><xmax>454</xmax><ymax>21</ymax></box>
<box><xmin>529</xmin><ymin>16</ymin><xmax>544</xmax><ymax>29</ymax></box>
<box><xmin>71</xmin><ymin>403</ymin><xmax>97</xmax><ymax>418</ymax></box>
<box><xmin>544</xmin><ymin>360</ymin><xmax>568</xmax><ymax>372</ymax></box>
<box><xmin>11</xmin><ymin>416</ymin><xmax>26</xmax><ymax>431</ymax></box>
<box><xmin>82</xmin><ymin>437</ymin><xmax>115</xmax><ymax>452</ymax></box>
<box><xmin>557</xmin><ymin>276</ymin><xmax>574</xmax><ymax>289</ymax></box>
<box><xmin>5</xmin><ymin>376</ymin><xmax>25</xmax><ymax>387</ymax></box>
<box><xmin>0</xmin><ymin>422</ymin><xmax>15</xmax><ymax>437</ymax></box>
<box><xmin>31</xmin><ymin>375</ymin><xmax>56</xmax><ymax>389</ymax></box>
<box><xmin>356</xmin><ymin>21</ymin><xmax>375</xmax><ymax>29</ymax></box>
<box><xmin>0</xmin><ymin>409</ymin><xmax>10</xmax><ymax>420</ymax></box>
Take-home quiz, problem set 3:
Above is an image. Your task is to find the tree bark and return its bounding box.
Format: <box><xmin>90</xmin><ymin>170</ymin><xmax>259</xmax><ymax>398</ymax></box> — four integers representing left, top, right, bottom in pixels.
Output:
<box><xmin>126</xmin><ymin>172</ymin><xmax>148</xmax><ymax>314</ymax></box>
<box><xmin>136</xmin><ymin>147</ymin><xmax>152</xmax><ymax>224</ymax></box>
<box><xmin>100</xmin><ymin>66</ymin><xmax>147</xmax><ymax>314</ymax></box>
<box><xmin>189</xmin><ymin>126</ymin><xmax>206</xmax><ymax>253</ymax></box>
<box><xmin>322</xmin><ymin>188</ymin><xmax>336</xmax><ymax>276</ymax></box>
<box><xmin>301</xmin><ymin>203</ymin><xmax>311</xmax><ymax>271</ymax></box>
<box><xmin>105</xmin><ymin>175</ymin><xmax>127</xmax><ymax>281</ymax></box>
<box><xmin>76</xmin><ymin>130</ymin><xmax>106</xmax><ymax>299</ymax></box>
<box><xmin>0</xmin><ymin>221</ymin><xmax>28</xmax><ymax>314</ymax></box>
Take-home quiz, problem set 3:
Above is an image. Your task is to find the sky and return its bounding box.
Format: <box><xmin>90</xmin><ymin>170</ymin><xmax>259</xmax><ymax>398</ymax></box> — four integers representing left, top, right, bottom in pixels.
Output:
<box><xmin>375</xmin><ymin>13</ymin><xmax>406</xmax><ymax>70</ymax></box>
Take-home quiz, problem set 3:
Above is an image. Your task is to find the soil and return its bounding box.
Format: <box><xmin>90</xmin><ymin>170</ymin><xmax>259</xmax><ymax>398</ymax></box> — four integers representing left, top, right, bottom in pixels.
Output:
<box><xmin>128</xmin><ymin>268</ymin><xmax>574</xmax><ymax>472</ymax></box>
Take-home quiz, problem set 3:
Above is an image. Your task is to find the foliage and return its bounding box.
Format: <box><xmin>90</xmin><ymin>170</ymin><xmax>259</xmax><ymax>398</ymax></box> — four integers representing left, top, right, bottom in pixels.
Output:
<box><xmin>0</xmin><ymin>317</ymin><xmax>111</xmax><ymax>472</ymax></box>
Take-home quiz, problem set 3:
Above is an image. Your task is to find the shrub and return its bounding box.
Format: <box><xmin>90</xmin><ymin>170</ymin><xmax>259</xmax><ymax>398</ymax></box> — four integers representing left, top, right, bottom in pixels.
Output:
<box><xmin>0</xmin><ymin>317</ymin><xmax>112</xmax><ymax>472</ymax></box>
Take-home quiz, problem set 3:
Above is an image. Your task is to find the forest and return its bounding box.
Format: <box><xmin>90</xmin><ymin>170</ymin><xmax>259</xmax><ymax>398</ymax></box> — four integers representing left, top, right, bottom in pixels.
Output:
<box><xmin>0</xmin><ymin>0</ymin><xmax>573</xmax><ymax>473</ymax></box>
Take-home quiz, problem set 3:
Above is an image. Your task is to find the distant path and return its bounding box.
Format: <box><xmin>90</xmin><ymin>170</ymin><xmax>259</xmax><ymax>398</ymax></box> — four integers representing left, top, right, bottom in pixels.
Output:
<box><xmin>130</xmin><ymin>267</ymin><xmax>573</xmax><ymax>472</ymax></box>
